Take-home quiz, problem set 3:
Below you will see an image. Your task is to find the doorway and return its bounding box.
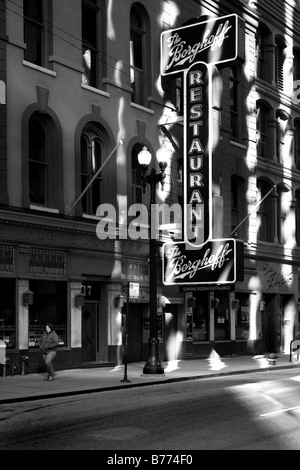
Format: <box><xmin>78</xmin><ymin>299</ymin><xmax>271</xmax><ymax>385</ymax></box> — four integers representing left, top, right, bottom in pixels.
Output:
<box><xmin>82</xmin><ymin>303</ymin><xmax>99</xmax><ymax>363</ymax></box>
<box><xmin>123</xmin><ymin>303</ymin><xmax>143</xmax><ymax>362</ymax></box>
<box><xmin>263</xmin><ymin>294</ymin><xmax>281</xmax><ymax>353</ymax></box>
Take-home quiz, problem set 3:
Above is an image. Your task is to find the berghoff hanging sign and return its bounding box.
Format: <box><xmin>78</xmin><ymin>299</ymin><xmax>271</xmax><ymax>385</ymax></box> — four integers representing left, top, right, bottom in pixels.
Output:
<box><xmin>160</xmin><ymin>14</ymin><xmax>243</xmax><ymax>76</ymax></box>
<box><xmin>160</xmin><ymin>14</ymin><xmax>245</xmax><ymax>285</ymax></box>
<box><xmin>163</xmin><ymin>239</ymin><xmax>244</xmax><ymax>285</ymax></box>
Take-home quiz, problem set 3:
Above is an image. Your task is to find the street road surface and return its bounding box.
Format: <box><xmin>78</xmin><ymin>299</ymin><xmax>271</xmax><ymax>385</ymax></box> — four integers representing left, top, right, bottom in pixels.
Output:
<box><xmin>1</xmin><ymin>368</ymin><xmax>300</xmax><ymax>450</ymax></box>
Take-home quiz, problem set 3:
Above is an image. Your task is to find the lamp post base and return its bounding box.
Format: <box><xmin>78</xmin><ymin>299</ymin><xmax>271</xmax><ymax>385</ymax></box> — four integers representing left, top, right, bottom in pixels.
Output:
<box><xmin>142</xmin><ymin>338</ymin><xmax>165</xmax><ymax>375</ymax></box>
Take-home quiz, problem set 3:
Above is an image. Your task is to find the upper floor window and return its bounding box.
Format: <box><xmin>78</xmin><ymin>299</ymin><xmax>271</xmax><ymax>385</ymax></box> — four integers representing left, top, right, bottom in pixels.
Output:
<box><xmin>28</xmin><ymin>112</ymin><xmax>63</xmax><ymax>210</ymax></box>
<box><xmin>131</xmin><ymin>146</ymin><xmax>143</xmax><ymax>205</ymax></box>
<box><xmin>82</xmin><ymin>0</ymin><xmax>104</xmax><ymax>88</ymax></box>
<box><xmin>24</xmin><ymin>0</ymin><xmax>51</xmax><ymax>67</ymax></box>
<box><xmin>231</xmin><ymin>175</ymin><xmax>245</xmax><ymax>238</ymax></box>
<box><xmin>230</xmin><ymin>67</ymin><xmax>240</xmax><ymax>141</ymax></box>
<box><xmin>256</xmin><ymin>24</ymin><xmax>271</xmax><ymax>82</ymax></box>
<box><xmin>80</xmin><ymin>127</ymin><xmax>103</xmax><ymax>215</ymax></box>
<box><xmin>295</xmin><ymin>189</ymin><xmax>300</xmax><ymax>247</ymax></box>
<box><xmin>293</xmin><ymin>47</ymin><xmax>300</xmax><ymax>81</ymax></box>
<box><xmin>275</xmin><ymin>36</ymin><xmax>286</xmax><ymax>92</ymax></box>
<box><xmin>29</xmin><ymin>116</ymin><xmax>47</xmax><ymax>205</ymax></box>
<box><xmin>257</xmin><ymin>180</ymin><xmax>274</xmax><ymax>243</ymax></box>
<box><xmin>276</xmin><ymin>184</ymin><xmax>290</xmax><ymax>244</ymax></box>
<box><xmin>295</xmin><ymin>119</ymin><xmax>300</xmax><ymax>170</ymax></box>
<box><xmin>130</xmin><ymin>4</ymin><xmax>150</xmax><ymax>107</ymax></box>
<box><xmin>256</xmin><ymin>101</ymin><xmax>272</xmax><ymax>159</ymax></box>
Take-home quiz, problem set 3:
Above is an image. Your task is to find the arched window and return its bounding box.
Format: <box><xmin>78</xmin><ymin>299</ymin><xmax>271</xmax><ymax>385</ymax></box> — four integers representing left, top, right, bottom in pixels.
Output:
<box><xmin>293</xmin><ymin>47</ymin><xmax>300</xmax><ymax>82</ymax></box>
<box><xmin>231</xmin><ymin>175</ymin><xmax>245</xmax><ymax>238</ymax></box>
<box><xmin>131</xmin><ymin>145</ymin><xmax>143</xmax><ymax>205</ymax></box>
<box><xmin>27</xmin><ymin>112</ymin><xmax>62</xmax><ymax>210</ymax></box>
<box><xmin>276</xmin><ymin>183</ymin><xmax>290</xmax><ymax>244</ymax></box>
<box><xmin>257</xmin><ymin>179</ymin><xmax>274</xmax><ymax>242</ymax></box>
<box><xmin>80</xmin><ymin>126</ymin><xmax>103</xmax><ymax>215</ymax></box>
<box><xmin>130</xmin><ymin>4</ymin><xmax>150</xmax><ymax>107</ymax></box>
<box><xmin>24</xmin><ymin>0</ymin><xmax>52</xmax><ymax>68</ymax></box>
<box><xmin>256</xmin><ymin>179</ymin><xmax>275</xmax><ymax>242</ymax></box>
<box><xmin>29</xmin><ymin>117</ymin><xmax>47</xmax><ymax>205</ymax></box>
<box><xmin>256</xmin><ymin>101</ymin><xmax>273</xmax><ymax>159</ymax></box>
<box><xmin>276</xmin><ymin>109</ymin><xmax>290</xmax><ymax>164</ymax></box>
<box><xmin>295</xmin><ymin>189</ymin><xmax>300</xmax><ymax>247</ymax></box>
<box><xmin>82</xmin><ymin>0</ymin><xmax>105</xmax><ymax>88</ymax></box>
<box><xmin>294</xmin><ymin>119</ymin><xmax>300</xmax><ymax>170</ymax></box>
<box><xmin>256</xmin><ymin>24</ymin><xmax>271</xmax><ymax>82</ymax></box>
<box><xmin>230</xmin><ymin>67</ymin><xmax>240</xmax><ymax>141</ymax></box>
<box><xmin>275</xmin><ymin>36</ymin><xmax>287</xmax><ymax>92</ymax></box>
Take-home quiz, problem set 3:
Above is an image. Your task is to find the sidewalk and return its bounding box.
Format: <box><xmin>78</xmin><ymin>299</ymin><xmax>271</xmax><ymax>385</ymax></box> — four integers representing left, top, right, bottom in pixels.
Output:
<box><xmin>0</xmin><ymin>353</ymin><xmax>299</xmax><ymax>404</ymax></box>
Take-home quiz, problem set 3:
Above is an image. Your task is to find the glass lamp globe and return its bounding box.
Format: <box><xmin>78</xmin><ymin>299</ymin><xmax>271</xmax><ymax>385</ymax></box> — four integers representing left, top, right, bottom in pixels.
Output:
<box><xmin>137</xmin><ymin>146</ymin><xmax>152</xmax><ymax>166</ymax></box>
<box><xmin>156</xmin><ymin>144</ymin><xmax>171</xmax><ymax>166</ymax></box>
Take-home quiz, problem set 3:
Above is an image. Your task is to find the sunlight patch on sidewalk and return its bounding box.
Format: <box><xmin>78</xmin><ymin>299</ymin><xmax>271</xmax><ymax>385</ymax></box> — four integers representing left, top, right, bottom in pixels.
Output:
<box><xmin>207</xmin><ymin>349</ymin><xmax>227</xmax><ymax>371</ymax></box>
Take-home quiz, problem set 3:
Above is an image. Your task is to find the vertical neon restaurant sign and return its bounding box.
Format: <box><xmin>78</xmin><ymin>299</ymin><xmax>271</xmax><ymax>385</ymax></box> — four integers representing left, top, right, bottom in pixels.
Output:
<box><xmin>161</xmin><ymin>14</ymin><xmax>242</xmax><ymax>247</ymax></box>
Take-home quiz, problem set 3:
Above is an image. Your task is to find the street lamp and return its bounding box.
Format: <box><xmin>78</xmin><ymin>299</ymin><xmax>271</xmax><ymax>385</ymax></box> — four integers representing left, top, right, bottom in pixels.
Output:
<box><xmin>138</xmin><ymin>144</ymin><xmax>170</xmax><ymax>375</ymax></box>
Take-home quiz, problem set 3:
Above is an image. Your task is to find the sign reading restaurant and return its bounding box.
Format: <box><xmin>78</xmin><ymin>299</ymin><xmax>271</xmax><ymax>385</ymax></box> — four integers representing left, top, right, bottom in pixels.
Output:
<box><xmin>160</xmin><ymin>14</ymin><xmax>245</xmax><ymax>285</ymax></box>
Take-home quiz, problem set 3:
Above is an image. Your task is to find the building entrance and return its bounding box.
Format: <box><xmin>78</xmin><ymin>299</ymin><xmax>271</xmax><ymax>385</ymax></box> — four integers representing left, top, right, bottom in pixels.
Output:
<box><xmin>82</xmin><ymin>303</ymin><xmax>100</xmax><ymax>363</ymax></box>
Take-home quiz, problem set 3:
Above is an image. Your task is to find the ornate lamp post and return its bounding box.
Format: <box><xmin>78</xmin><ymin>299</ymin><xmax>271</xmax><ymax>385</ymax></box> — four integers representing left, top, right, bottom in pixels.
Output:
<box><xmin>138</xmin><ymin>144</ymin><xmax>170</xmax><ymax>375</ymax></box>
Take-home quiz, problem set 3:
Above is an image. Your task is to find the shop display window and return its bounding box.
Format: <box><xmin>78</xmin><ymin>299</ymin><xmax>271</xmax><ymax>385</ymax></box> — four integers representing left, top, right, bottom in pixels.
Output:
<box><xmin>235</xmin><ymin>294</ymin><xmax>250</xmax><ymax>340</ymax></box>
<box><xmin>0</xmin><ymin>279</ymin><xmax>16</xmax><ymax>349</ymax></box>
<box><xmin>28</xmin><ymin>280</ymin><xmax>67</xmax><ymax>347</ymax></box>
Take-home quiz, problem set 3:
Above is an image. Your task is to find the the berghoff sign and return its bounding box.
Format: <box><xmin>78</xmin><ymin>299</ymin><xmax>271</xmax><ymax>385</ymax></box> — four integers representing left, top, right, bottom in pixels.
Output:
<box><xmin>160</xmin><ymin>14</ymin><xmax>242</xmax><ymax>76</ymax></box>
<box><xmin>163</xmin><ymin>239</ymin><xmax>244</xmax><ymax>285</ymax></box>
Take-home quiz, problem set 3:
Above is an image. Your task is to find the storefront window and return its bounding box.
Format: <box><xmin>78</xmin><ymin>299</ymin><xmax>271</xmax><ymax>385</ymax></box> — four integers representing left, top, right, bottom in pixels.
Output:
<box><xmin>214</xmin><ymin>292</ymin><xmax>230</xmax><ymax>340</ymax></box>
<box><xmin>28</xmin><ymin>280</ymin><xmax>67</xmax><ymax>347</ymax></box>
<box><xmin>193</xmin><ymin>300</ymin><xmax>209</xmax><ymax>341</ymax></box>
<box><xmin>0</xmin><ymin>279</ymin><xmax>16</xmax><ymax>349</ymax></box>
<box><xmin>235</xmin><ymin>293</ymin><xmax>250</xmax><ymax>340</ymax></box>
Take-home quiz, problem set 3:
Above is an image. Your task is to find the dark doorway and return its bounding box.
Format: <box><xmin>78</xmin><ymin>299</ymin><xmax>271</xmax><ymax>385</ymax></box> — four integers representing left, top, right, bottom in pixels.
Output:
<box><xmin>123</xmin><ymin>303</ymin><xmax>143</xmax><ymax>362</ymax></box>
<box><xmin>82</xmin><ymin>303</ymin><xmax>97</xmax><ymax>363</ymax></box>
<box><xmin>263</xmin><ymin>294</ymin><xmax>280</xmax><ymax>353</ymax></box>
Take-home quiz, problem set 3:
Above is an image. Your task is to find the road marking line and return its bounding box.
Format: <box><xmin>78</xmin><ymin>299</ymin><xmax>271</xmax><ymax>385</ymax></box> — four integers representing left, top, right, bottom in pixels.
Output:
<box><xmin>260</xmin><ymin>405</ymin><xmax>300</xmax><ymax>417</ymax></box>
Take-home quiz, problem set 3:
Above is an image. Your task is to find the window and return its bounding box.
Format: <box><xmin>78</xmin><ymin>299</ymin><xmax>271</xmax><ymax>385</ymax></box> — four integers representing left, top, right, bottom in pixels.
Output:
<box><xmin>0</xmin><ymin>279</ymin><xmax>16</xmax><ymax>350</ymax></box>
<box><xmin>295</xmin><ymin>190</ymin><xmax>300</xmax><ymax>247</ymax></box>
<box><xmin>294</xmin><ymin>119</ymin><xmax>300</xmax><ymax>170</ymax></box>
<box><xmin>82</xmin><ymin>0</ymin><xmax>104</xmax><ymax>88</ymax></box>
<box><xmin>28</xmin><ymin>280</ymin><xmax>67</xmax><ymax>348</ymax></box>
<box><xmin>256</xmin><ymin>24</ymin><xmax>271</xmax><ymax>82</ymax></box>
<box><xmin>28</xmin><ymin>112</ymin><xmax>62</xmax><ymax>210</ymax></box>
<box><xmin>131</xmin><ymin>146</ymin><xmax>143</xmax><ymax>205</ymax></box>
<box><xmin>293</xmin><ymin>47</ymin><xmax>300</xmax><ymax>81</ymax></box>
<box><xmin>29</xmin><ymin>117</ymin><xmax>47</xmax><ymax>205</ymax></box>
<box><xmin>230</xmin><ymin>67</ymin><xmax>239</xmax><ymax>140</ymax></box>
<box><xmin>24</xmin><ymin>0</ymin><xmax>51</xmax><ymax>67</ymax></box>
<box><xmin>276</xmin><ymin>109</ymin><xmax>290</xmax><ymax>164</ymax></box>
<box><xmin>275</xmin><ymin>36</ymin><xmax>286</xmax><ymax>92</ymax></box>
<box><xmin>80</xmin><ymin>127</ymin><xmax>103</xmax><ymax>215</ymax></box>
<box><xmin>130</xmin><ymin>4</ymin><xmax>150</xmax><ymax>107</ymax></box>
<box><xmin>276</xmin><ymin>184</ymin><xmax>290</xmax><ymax>245</ymax></box>
<box><xmin>257</xmin><ymin>180</ymin><xmax>274</xmax><ymax>242</ymax></box>
<box><xmin>231</xmin><ymin>175</ymin><xmax>244</xmax><ymax>238</ymax></box>
<box><xmin>257</xmin><ymin>102</ymin><xmax>272</xmax><ymax>159</ymax></box>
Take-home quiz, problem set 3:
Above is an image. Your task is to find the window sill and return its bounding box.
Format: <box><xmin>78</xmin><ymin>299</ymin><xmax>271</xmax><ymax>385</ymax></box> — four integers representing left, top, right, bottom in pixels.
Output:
<box><xmin>130</xmin><ymin>101</ymin><xmax>154</xmax><ymax>115</ymax></box>
<box><xmin>23</xmin><ymin>61</ymin><xmax>56</xmax><ymax>77</ymax></box>
<box><xmin>81</xmin><ymin>83</ymin><xmax>110</xmax><ymax>98</ymax></box>
<box><xmin>30</xmin><ymin>205</ymin><xmax>59</xmax><ymax>214</ymax></box>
